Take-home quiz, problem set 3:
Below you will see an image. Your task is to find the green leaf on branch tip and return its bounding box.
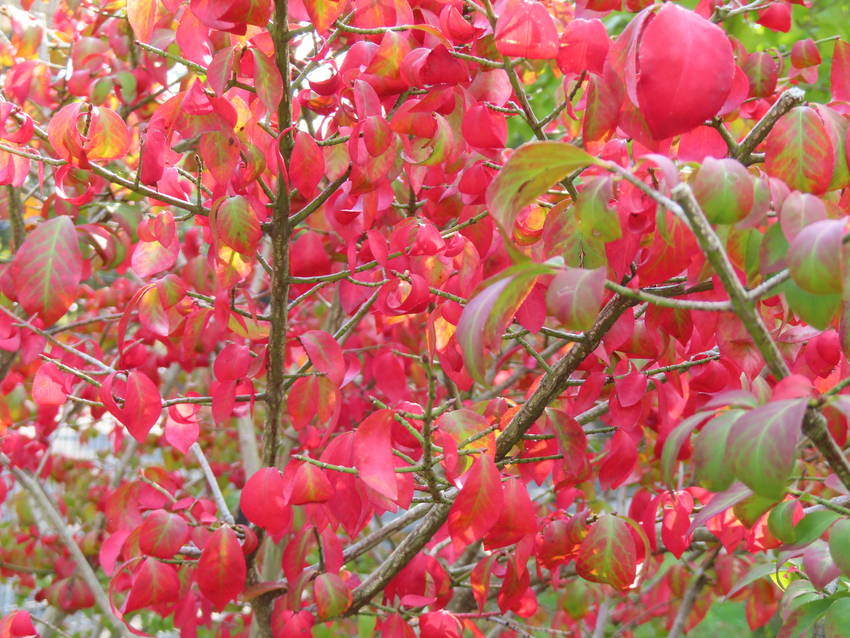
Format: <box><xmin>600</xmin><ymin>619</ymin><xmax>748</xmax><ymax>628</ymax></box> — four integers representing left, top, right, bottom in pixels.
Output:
<box><xmin>782</xmin><ymin>280</ymin><xmax>841</xmax><ymax>331</ymax></box>
<box><xmin>693</xmin><ymin>410</ymin><xmax>743</xmax><ymax>493</ymax></box>
<box><xmin>788</xmin><ymin>219</ymin><xmax>846</xmax><ymax>295</ymax></box>
<box><xmin>727</xmin><ymin>399</ymin><xmax>808</xmax><ymax>500</ymax></box>
<box><xmin>485</xmin><ymin>141</ymin><xmax>597</xmax><ymax>233</ymax></box>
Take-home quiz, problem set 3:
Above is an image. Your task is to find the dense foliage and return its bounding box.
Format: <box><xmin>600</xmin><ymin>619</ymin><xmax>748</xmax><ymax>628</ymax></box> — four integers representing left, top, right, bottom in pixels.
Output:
<box><xmin>4</xmin><ymin>0</ymin><xmax>850</xmax><ymax>636</ymax></box>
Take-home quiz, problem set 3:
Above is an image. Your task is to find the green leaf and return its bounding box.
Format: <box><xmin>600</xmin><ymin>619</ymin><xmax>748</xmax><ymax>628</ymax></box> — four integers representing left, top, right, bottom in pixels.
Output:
<box><xmin>828</xmin><ymin>518</ymin><xmax>850</xmax><ymax>577</ymax></box>
<box><xmin>693</xmin><ymin>157</ymin><xmax>755</xmax><ymax>225</ymax></box>
<box><xmin>783</xmin><ymin>280</ymin><xmax>841</xmax><ymax>330</ymax></box>
<box><xmin>693</xmin><ymin>410</ymin><xmax>742</xmax><ymax>493</ymax></box>
<box><xmin>788</xmin><ymin>219</ymin><xmax>846</xmax><ymax>295</ymax></box>
<box><xmin>213</xmin><ymin>195</ymin><xmax>261</xmax><ymax>256</ymax></box>
<box><xmin>314</xmin><ymin>573</ymin><xmax>351</xmax><ymax>620</ymax></box>
<box><xmin>825</xmin><ymin>598</ymin><xmax>850</xmax><ymax>638</ymax></box>
<box><xmin>486</xmin><ymin>141</ymin><xmax>597</xmax><ymax>232</ymax></box>
<box><xmin>768</xmin><ymin>500</ymin><xmax>801</xmax><ymax>544</ymax></box>
<box><xmin>660</xmin><ymin>411</ymin><xmax>714</xmax><ymax>488</ymax></box>
<box><xmin>576</xmin><ymin>177</ymin><xmax>621</xmax><ymax>242</ymax></box>
<box><xmin>728</xmin><ymin>399</ymin><xmax>808</xmax><ymax>500</ymax></box>
<box><xmin>790</xmin><ymin>510</ymin><xmax>840</xmax><ymax>548</ymax></box>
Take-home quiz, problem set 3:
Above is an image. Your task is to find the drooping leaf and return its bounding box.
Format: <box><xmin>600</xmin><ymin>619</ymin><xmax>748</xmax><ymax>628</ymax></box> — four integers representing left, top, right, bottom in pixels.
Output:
<box><xmin>100</xmin><ymin>371</ymin><xmax>162</xmax><ymax>443</ymax></box>
<box><xmin>728</xmin><ymin>399</ymin><xmax>808</xmax><ymax>500</ymax></box>
<box><xmin>240</xmin><ymin>467</ymin><xmax>290</xmax><ymax>536</ymax></box>
<box><xmin>693</xmin><ymin>410</ymin><xmax>742</xmax><ymax>493</ymax></box>
<box><xmin>831</xmin><ymin>40</ymin><xmax>850</xmax><ymax>102</ymax></box>
<box><xmin>660</xmin><ymin>411</ymin><xmax>713</xmax><ymax>488</ymax></box>
<box><xmin>456</xmin><ymin>262</ymin><xmax>554</xmax><ymax>384</ymax></box>
<box><xmin>447</xmin><ymin>455</ymin><xmax>503</xmax><ymax>551</ymax></box>
<box><xmin>10</xmin><ymin>216</ymin><xmax>82</xmax><ymax>326</ymax></box>
<box><xmin>635</xmin><ymin>4</ymin><xmax>734</xmax><ymax>140</ymax></box>
<box><xmin>486</xmin><ymin>141</ymin><xmax>596</xmax><ymax>232</ymax></box>
<box><xmin>196</xmin><ymin>527</ymin><xmax>246</xmax><ymax>611</ymax></box>
<box><xmin>353</xmin><ymin>410</ymin><xmax>398</xmax><ymax>502</ymax></box>
<box><xmin>828</xmin><ymin>518</ymin><xmax>850</xmax><ymax>577</ymax></box>
<box><xmin>299</xmin><ymin>330</ymin><xmax>345</xmax><ymax>387</ymax></box>
<box><xmin>494</xmin><ymin>1</ymin><xmax>558</xmax><ymax>60</ymax></box>
<box><xmin>304</xmin><ymin>0</ymin><xmax>349</xmax><ymax>33</ymax></box>
<box><xmin>575</xmin><ymin>515</ymin><xmax>636</xmax><ymax>590</ymax></box>
<box><xmin>124</xmin><ymin>558</ymin><xmax>180</xmax><ymax>615</ymax></box>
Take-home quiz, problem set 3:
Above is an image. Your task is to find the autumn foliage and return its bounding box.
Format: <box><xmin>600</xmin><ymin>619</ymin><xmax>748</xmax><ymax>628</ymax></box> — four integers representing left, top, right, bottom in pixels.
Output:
<box><xmin>4</xmin><ymin>0</ymin><xmax>850</xmax><ymax>636</ymax></box>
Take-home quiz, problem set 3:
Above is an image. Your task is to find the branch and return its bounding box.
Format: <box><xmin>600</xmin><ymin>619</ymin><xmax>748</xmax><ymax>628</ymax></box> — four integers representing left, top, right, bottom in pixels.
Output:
<box><xmin>734</xmin><ymin>88</ymin><xmax>805</xmax><ymax>163</ymax></box>
<box><xmin>288</xmin><ymin>165</ymin><xmax>352</xmax><ymax>226</ymax></box>
<box><xmin>495</xmin><ymin>294</ymin><xmax>637</xmax><ymax>460</ymax></box>
<box><xmin>671</xmin><ymin>184</ymin><xmax>788</xmax><ymax>379</ymax></box>
<box><xmin>191</xmin><ymin>442</ymin><xmax>235</xmax><ymax>525</ymax></box>
<box><xmin>605</xmin><ymin>280</ymin><xmax>731</xmax><ymax>311</ymax></box>
<box><xmin>666</xmin><ymin>546</ymin><xmax>721</xmax><ymax>638</ymax></box>
<box><xmin>672</xmin><ymin>184</ymin><xmax>850</xmax><ymax>493</ymax></box>
<box><xmin>348</xmin><ymin>501</ymin><xmax>453</xmax><ymax>613</ymax></box>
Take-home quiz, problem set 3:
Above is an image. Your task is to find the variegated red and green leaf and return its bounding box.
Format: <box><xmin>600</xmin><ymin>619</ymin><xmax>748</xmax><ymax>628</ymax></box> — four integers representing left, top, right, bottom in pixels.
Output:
<box><xmin>10</xmin><ymin>216</ymin><xmax>82</xmax><ymax>326</ymax></box>
<box><xmin>575</xmin><ymin>515</ymin><xmax>637</xmax><ymax>590</ymax></box>
<box><xmin>486</xmin><ymin>141</ymin><xmax>597</xmax><ymax>232</ymax></box>
<box><xmin>763</xmin><ymin>107</ymin><xmax>834</xmax><ymax>194</ymax></box>
<box><xmin>213</xmin><ymin>195</ymin><xmax>261</xmax><ymax>256</ymax></box>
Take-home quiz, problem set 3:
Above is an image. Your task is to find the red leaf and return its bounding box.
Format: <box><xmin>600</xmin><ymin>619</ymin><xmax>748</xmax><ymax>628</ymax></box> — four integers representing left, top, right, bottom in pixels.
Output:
<box><xmin>494</xmin><ymin>1</ymin><xmax>558</xmax><ymax>60</ymax></box>
<box><xmin>196</xmin><ymin>527</ymin><xmax>246</xmax><ymax>610</ymax></box>
<box><xmin>483</xmin><ymin>478</ymin><xmax>537</xmax><ymax>549</ymax></box>
<box><xmin>291</xmin><ymin>132</ymin><xmax>325</xmax><ymax>198</ymax></box>
<box><xmin>353</xmin><ymin>410</ymin><xmax>398</xmax><ymax>502</ymax></box>
<box><xmin>598</xmin><ymin>430</ymin><xmax>637</xmax><ymax>490</ymax></box>
<box><xmin>100</xmin><ymin>371</ymin><xmax>162</xmax><ymax>443</ymax></box>
<box><xmin>832</xmin><ymin>40</ymin><xmax>850</xmax><ymax>102</ymax></box>
<box><xmin>636</xmin><ymin>4</ymin><xmax>734</xmax><ymax>139</ymax></box>
<box><xmin>124</xmin><ymin>558</ymin><xmax>180</xmax><ymax>614</ymax></box>
<box><xmin>447</xmin><ymin>455</ymin><xmax>503</xmax><ymax>551</ymax></box>
<box><xmin>756</xmin><ymin>1</ymin><xmax>791</xmax><ymax>33</ymax></box>
<box><xmin>240</xmin><ymin>467</ymin><xmax>290</xmax><ymax>535</ymax></box>
<box><xmin>139</xmin><ymin>510</ymin><xmax>190</xmax><ymax>559</ymax></box>
<box><xmin>289</xmin><ymin>462</ymin><xmax>334</xmax><ymax>505</ymax></box>
<box><xmin>304</xmin><ymin>0</ymin><xmax>350</xmax><ymax>33</ymax></box>
<box><xmin>576</xmin><ymin>515</ymin><xmax>637</xmax><ymax>590</ymax></box>
<box><xmin>299</xmin><ymin>330</ymin><xmax>345</xmax><ymax>386</ymax></box>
